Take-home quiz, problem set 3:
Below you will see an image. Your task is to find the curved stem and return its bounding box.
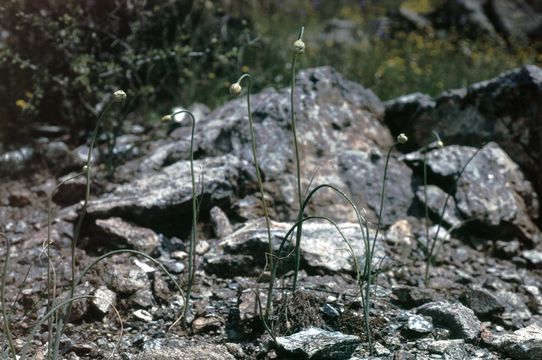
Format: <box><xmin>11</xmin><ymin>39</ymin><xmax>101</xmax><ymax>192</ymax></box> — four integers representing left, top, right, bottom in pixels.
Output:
<box><xmin>234</xmin><ymin>73</ymin><xmax>275</xmax><ymax>320</ymax></box>
<box><xmin>291</xmin><ymin>26</ymin><xmax>305</xmax><ymax>292</ymax></box>
<box><xmin>170</xmin><ymin>110</ymin><xmax>197</xmax><ymax>327</ymax></box>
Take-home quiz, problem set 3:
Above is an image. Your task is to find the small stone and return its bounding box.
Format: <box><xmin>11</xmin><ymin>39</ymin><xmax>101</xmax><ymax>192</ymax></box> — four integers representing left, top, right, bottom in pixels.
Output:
<box><xmin>91</xmin><ymin>286</ymin><xmax>116</xmax><ymax>316</ymax></box>
<box><xmin>130</xmin><ymin>288</ymin><xmax>155</xmax><ymax>308</ymax></box>
<box><xmin>320</xmin><ymin>303</ymin><xmax>340</xmax><ymax>318</ymax></box>
<box><xmin>521</xmin><ymin>250</ymin><xmax>542</xmax><ymax>267</ymax></box>
<box><xmin>416</xmin><ymin>301</ymin><xmax>481</xmax><ymax>341</ymax></box>
<box><xmin>405</xmin><ymin>314</ymin><xmax>434</xmax><ymax>337</ymax></box>
<box><xmin>392</xmin><ymin>285</ymin><xmax>437</xmax><ymax>308</ymax></box>
<box><xmin>461</xmin><ymin>286</ymin><xmax>504</xmax><ymax>317</ymax></box>
<box><xmin>492</xmin><ymin>324</ymin><xmax>542</xmax><ymax>360</ymax></box>
<box><xmin>192</xmin><ymin>315</ymin><xmax>222</xmax><ymax>334</ymax></box>
<box><xmin>210</xmin><ymin>206</ymin><xmax>233</xmax><ymax>238</ymax></box>
<box><xmin>94</xmin><ymin>217</ymin><xmax>160</xmax><ymax>254</ymax></box>
<box><xmin>8</xmin><ymin>190</ymin><xmax>32</xmax><ymax>207</ymax></box>
<box><xmin>195</xmin><ymin>240</ymin><xmax>210</xmax><ymax>255</ymax></box>
<box><xmin>276</xmin><ymin>327</ymin><xmax>359</xmax><ymax>360</ymax></box>
<box><xmin>133</xmin><ymin>309</ymin><xmax>153</xmax><ymax>322</ymax></box>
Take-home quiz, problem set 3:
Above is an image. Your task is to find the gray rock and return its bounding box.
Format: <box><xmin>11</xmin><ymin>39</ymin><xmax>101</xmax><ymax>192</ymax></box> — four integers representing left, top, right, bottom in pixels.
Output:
<box><xmin>221</xmin><ymin>218</ymin><xmax>385</xmax><ymax>274</ymax></box>
<box><xmin>52</xmin><ymin>172</ymin><xmax>87</xmax><ymax>206</ymax></box>
<box><xmin>91</xmin><ymin>286</ymin><xmax>116</xmax><ymax>316</ymax></box>
<box><xmin>210</xmin><ymin>206</ymin><xmax>233</xmax><ymax>238</ymax></box>
<box><xmin>492</xmin><ymin>324</ymin><xmax>542</xmax><ymax>360</ymax></box>
<box><xmin>87</xmin><ymin>155</ymin><xmax>241</xmax><ymax>233</ymax></box>
<box><xmin>133</xmin><ymin>344</ymin><xmax>235</xmax><ymax>360</ymax></box>
<box><xmin>0</xmin><ymin>146</ymin><xmax>34</xmax><ymax>177</ymax></box>
<box><xmin>495</xmin><ymin>290</ymin><xmax>532</xmax><ymax>329</ymax></box>
<box><xmin>461</xmin><ymin>286</ymin><xmax>504</xmax><ymax>317</ymax></box>
<box><xmin>192</xmin><ymin>315</ymin><xmax>222</xmax><ymax>334</ymax></box>
<box><xmin>392</xmin><ymin>285</ymin><xmax>438</xmax><ymax>308</ymax></box>
<box><xmin>130</xmin><ymin>288</ymin><xmax>155</xmax><ymax>308</ymax></box>
<box><xmin>108</xmin><ymin>264</ymin><xmax>149</xmax><ymax>295</ymax></box>
<box><xmin>522</xmin><ymin>249</ymin><xmax>542</xmax><ymax>267</ymax></box>
<box><xmin>93</xmin><ymin>217</ymin><xmax>160</xmax><ymax>254</ymax></box>
<box><xmin>140</xmin><ymin>67</ymin><xmax>391</xmax><ymax>223</ymax></box>
<box><xmin>405</xmin><ymin>314</ymin><xmax>434</xmax><ymax>336</ymax></box>
<box><xmin>276</xmin><ymin>327</ymin><xmax>359</xmax><ymax>360</ymax></box>
<box><xmin>416</xmin><ymin>185</ymin><xmax>461</xmax><ymax>228</ymax></box>
<box><xmin>339</xmin><ymin>148</ymin><xmax>414</xmax><ymax>227</ymax></box>
<box><xmin>405</xmin><ymin>143</ymin><xmax>540</xmax><ymax>243</ymax></box>
<box><xmin>203</xmin><ymin>253</ymin><xmax>256</xmax><ymax>278</ymax></box>
<box><xmin>417</xmin><ymin>301</ymin><xmax>481</xmax><ymax>341</ymax></box>
<box><xmin>523</xmin><ymin>285</ymin><xmax>542</xmax><ymax>314</ymax></box>
<box><xmin>417</xmin><ymin>338</ymin><xmax>470</xmax><ymax>359</ymax></box>
<box><xmin>385</xmin><ymin>65</ymin><xmax>542</xmax><ymax>222</ymax></box>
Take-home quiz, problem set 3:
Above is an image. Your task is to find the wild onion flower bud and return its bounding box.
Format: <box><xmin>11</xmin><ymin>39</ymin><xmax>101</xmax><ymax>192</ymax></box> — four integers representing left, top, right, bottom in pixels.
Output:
<box><xmin>113</xmin><ymin>90</ymin><xmax>127</xmax><ymax>103</ymax></box>
<box><xmin>229</xmin><ymin>82</ymin><xmax>242</xmax><ymax>96</ymax></box>
<box><xmin>293</xmin><ymin>39</ymin><xmax>305</xmax><ymax>54</ymax></box>
<box><xmin>436</xmin><ymin>140</ymin><xmax>444</xmax><ymax>148</ymax></box>
<box><xmin>83</xmin><ymin>164</ymin><xmax>89</xmax><ymax>172</ymax></box>
<box><xmin>397</xmin><ymin>133</ymin><xmax>408</xmax><ymax>144</ymax></box>
<box><xmin>161</xmin><ymin>114</ymin><xmax>173</xmax><ymax>122</ymax></box>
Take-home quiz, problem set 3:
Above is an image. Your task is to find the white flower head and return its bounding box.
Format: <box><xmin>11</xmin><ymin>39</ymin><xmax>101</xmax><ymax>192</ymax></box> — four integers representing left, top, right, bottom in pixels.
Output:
<box><xmin>397</xmin><ymin>133</ymin><xmax>408</xmax><ymax>144</ymax></box>
<box><xmin>293</xmin><ymin>39</ymin><xmax>305</xmax><ymax>54</ymax></box>
<box><xmin>229</xmin><ymin>82</ymin><xmax>242</xmax><ymax>97</ymax></box>
<box><xmin>113</xmin><ymin>90</ymin><xmax>127</xmax><ymax>103</ymax></box>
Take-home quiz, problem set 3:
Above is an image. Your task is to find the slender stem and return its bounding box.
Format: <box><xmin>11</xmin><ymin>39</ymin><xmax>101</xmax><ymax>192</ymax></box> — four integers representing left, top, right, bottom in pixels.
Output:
<box><xmin>170</xmin><ymin>110</ymin><xmax>197</xmax><ymax>327</ymax></box>
<box><xmin>364</xmin><ymin>143</ymin><xmax>397</xmax><ymax>354</ymax></box>
<box><xmin>1</xmin><ymin>231</ymin><xmax>16</xmax><ymax>359</ymax></box>
<box><xmin>424</xmin><ymin>145</ymin><xmax>484</xmax><ymax>285</ymax></box>
<box><xmin>234</xmin><ymin>74</ymin><xmax>275</xmax><ymax>320</ymax></box>
<box><xmin>291</xmin><ymin>26</ymin><xmax>305</xmax><ymax>292</ymax></box>
<box><xmin>53</xmin><ymin>100</ymin><xmax>114</xmax><ymax>357</ymax></box>
<box><xmin>45</xmin><ymin>170</ymin><xmax>84</xmax><ymax>358</ymax></box>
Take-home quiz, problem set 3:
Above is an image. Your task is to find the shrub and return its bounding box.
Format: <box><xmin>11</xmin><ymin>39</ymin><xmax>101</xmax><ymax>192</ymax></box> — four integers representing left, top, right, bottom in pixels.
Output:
<box><xmin>0</xmin><ymin>0</ymin><xmax>254</xmax><ymax>144</ymax></box>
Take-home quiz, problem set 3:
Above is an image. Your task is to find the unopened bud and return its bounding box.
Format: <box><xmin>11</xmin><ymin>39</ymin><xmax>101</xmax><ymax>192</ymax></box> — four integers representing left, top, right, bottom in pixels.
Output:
<box><xmin>397</xmin><ymin>133</ymin><xmax>408</xmax><ymax>144</ymax></box>
<box><xmin>229</xmin><ymin>82</ymin><xmax>242</xmax><ymax>96</ymax></box>
<box><xmin>293</xmin><ymin>39</ymin><xmax>305</xmax><ymax>54</ymax></box>
<box><xmin>161</xmin><ymin>114</ymin><xmax>173</xmax><ymax>122</ymax></box>
<box><xmin>113</xmin><ymin>90</ymin><xmax>127</xmax><ymax>103</ymax></box>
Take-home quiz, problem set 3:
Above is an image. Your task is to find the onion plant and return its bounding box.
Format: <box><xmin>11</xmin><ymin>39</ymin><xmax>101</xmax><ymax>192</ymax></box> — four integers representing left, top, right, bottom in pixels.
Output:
<box><xmin>229</xmin><ymin>74</ymin><xmax>275</xmax><ymax>320</ymax></box>
<box><xmin>162</xmin><ymin>110</ymin><xmax>198</xmax><ymax>327</ymax></box>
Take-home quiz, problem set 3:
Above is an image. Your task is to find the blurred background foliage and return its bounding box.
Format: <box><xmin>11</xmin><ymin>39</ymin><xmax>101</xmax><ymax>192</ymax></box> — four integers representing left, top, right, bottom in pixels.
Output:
<box><xmin>1</xmin><ymin>0</ymin><xmax>541</xmax><ymax>146</ymax></box>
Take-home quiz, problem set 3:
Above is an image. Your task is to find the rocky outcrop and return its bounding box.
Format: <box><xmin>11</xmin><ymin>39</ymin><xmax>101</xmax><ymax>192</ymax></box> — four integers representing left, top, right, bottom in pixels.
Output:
<box><xmin>403</xmin><ymin>143</ymin><xmax>540</xmax><ymax>243</ymax></box>
<box><xmin>386</xmin><ymin>65</ymin><xmax>542</xmax><ymax>221</ymax></box>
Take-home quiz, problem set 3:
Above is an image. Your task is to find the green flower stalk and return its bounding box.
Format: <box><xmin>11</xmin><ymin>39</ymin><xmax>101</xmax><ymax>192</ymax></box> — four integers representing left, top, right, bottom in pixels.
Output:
<box><xmin>53</xmin><ymin>89</ymin><xmax>126</xmax><ymax>357</ymax></box>
<box><xmin>362</xmin><ymin>133</ymin><xmax>408</xmax><ymax>354</ymax></box>
<box><xmin>230</xmin><ymin>74</ymin><xmax>275</xmax><ymax>320</ymax></box>
<box><xmin>290</xmin><ymin>26</ymin><xmax>306</xmax><ymax>293</ymax></box>
<box><xmin>163</xmin><ymin>110</ymin><xmax>198</xmax><ymax>327</ymax></box>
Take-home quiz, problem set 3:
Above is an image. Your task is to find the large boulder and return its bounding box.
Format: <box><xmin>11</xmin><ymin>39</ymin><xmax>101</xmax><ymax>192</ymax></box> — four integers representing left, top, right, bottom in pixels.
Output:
<box><xmin>403</xmin><ymin>143</ymin><xmax>540</xmax><ymax>243</ymax></box>
<box><xmin>86</xmin><ymin>155</ymin><xmax>242</xmax><ymax>235</ymax></box>
<box><xmin>385</xmin><ymin>65</ymin><xmax>542</xmax><ymax>220</ymax></box>
<box><xmin>140</xmin><ymin>67</ymin><xmax>400</xmax><ymax>225</ymax></box>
